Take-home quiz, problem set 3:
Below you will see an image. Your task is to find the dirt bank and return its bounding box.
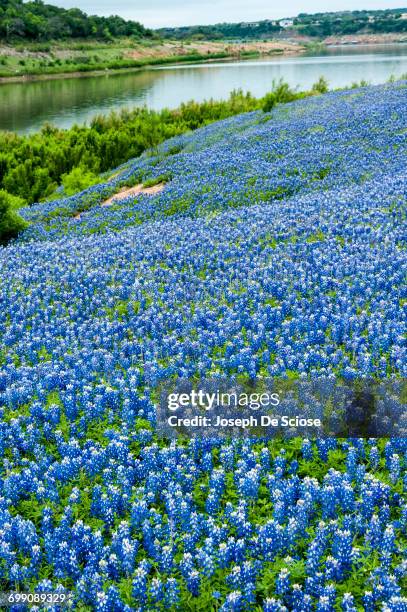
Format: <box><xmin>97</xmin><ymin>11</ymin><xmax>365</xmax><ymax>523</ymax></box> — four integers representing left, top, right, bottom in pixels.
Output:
<box><xmin>323</xmin><ymin>33</ymin><xmax>407</xmax><ymax>46</ymax></box>
<box><xmin>0</xmin><ymin>39</ymin><xmax>304</xmax><ymax>84</ymax></box>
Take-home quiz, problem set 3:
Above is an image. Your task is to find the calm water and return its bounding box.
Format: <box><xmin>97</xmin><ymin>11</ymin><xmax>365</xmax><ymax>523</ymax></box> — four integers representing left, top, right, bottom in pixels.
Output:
<box><xmin>1</xmin><ymin>44</ymin><xmax>407</xmax><ymax>134</ymax></box>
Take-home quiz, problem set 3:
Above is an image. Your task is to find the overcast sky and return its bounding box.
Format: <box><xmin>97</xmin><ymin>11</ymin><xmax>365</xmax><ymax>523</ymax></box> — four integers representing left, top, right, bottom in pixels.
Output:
<box><xmin>52</xmin><ymin>0</ymin><xmax>405</xmax><ymax>28</ymax></box>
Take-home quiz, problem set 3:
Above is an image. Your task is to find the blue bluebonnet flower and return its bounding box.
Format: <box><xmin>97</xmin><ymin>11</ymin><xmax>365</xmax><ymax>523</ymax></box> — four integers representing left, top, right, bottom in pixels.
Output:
<box><xmin>0</xmin><ymin>82</ymin><xmax>406</xmax><ymax>610</ymax></box>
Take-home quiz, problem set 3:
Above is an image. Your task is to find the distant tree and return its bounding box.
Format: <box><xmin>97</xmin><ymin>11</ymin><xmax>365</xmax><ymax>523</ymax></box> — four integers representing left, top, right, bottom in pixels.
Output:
<box><xmin>47</xmin><ymin>15</ymin><xmax>71</xmax><ymax>38</ymax></box>
<box><xmin>3</xmin><ymin>17</ymin><xmax>26</xmax><ymax>39</ymax></box>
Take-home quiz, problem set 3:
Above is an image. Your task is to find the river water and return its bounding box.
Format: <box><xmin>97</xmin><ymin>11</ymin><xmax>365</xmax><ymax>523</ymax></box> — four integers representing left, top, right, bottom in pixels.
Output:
<box><xmin>1</xmin><ymin>43</ymin><xmax>407</xmax><ymax>134</ymax></box>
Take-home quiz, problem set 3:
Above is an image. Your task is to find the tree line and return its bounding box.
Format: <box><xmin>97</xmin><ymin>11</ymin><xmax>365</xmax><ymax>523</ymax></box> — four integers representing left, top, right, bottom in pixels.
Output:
<box><xmin>2</xmin><ymin>2</ymin><xmax>407</xmax><ymax>44</ymax></box>
<box><xmin>0</xmin><ymin>0</ymin><xmax>151</xmax><ymax>41</ymax></box>
<box><xmin>295</xmin><ymin>9</ymin><xmax>407</xmax><ymax>37</ymax></box>
<box><xmin>158</xmin><ymin>9</ymin><xmax>407</xmax><ymax>40</ymax></box>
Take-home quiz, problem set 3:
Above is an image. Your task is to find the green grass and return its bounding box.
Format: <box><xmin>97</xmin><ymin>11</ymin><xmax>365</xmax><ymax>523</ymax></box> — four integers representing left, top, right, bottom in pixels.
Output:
<box><xmin>0</xmin><ymin>40</ymin><xmax>246</xmax><ymax>79</ymax></box>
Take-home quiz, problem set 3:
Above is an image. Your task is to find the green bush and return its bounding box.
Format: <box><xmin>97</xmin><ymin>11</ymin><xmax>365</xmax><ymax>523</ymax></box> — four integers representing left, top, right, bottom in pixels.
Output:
<box><xmin>0</xmin><ymin>190</ymin><xmax>28</xmax><ymax>244</ymax></box>
<box><xmin>0</xmin><ymin>85</ymin><xmax>325</xmax><ymax>204</ymax></box>
<box><xmin>61</xmin><ymin>167</ymin><xmax>99</xmax><ymax>196</ymax></box>
<box><xmin>0</xmin><ymin>2</ymin><xmax>152</xmax><ymax>42</ymax></box>
<box><xmin>0</xmin><ymin>90</ymin><xmax>263</xmax><ymax>203</ymax></box>
<box><xmin>312</xmin><ymin>76</ymin><xmax>329</xmax><ymax>94</ymax></box>
<box><xmin>262</xmin><ymin>80</ymin><xmax>299</xmax><ymax>112</ymax></box>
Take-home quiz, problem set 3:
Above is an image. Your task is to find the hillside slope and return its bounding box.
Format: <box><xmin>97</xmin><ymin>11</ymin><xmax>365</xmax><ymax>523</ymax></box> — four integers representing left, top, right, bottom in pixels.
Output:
<box><xmin>0</xmin><ymin>84</ymin><xmax>406</xmax><ymax>609</ymax></box>
<box><xmin>0</xmin><ymin>0</ymin><xmax>150</xmax><ymax>41</ymax></box>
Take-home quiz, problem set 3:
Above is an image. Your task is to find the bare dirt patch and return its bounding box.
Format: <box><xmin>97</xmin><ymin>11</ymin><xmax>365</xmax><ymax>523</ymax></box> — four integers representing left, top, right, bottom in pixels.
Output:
<box><xmin>324</xmin><ymin>33</ymin><xmax>407</xmax><ymax>45</ymax></box>
<box><xmin>101</xmin><ymin>182</ymin><xmax>165</xmax><ymax>207</ymax></box>
<box><xmin>124</xmin><ymin>40</ymin><xmax>303</xmax><ymax>61</ymax></box>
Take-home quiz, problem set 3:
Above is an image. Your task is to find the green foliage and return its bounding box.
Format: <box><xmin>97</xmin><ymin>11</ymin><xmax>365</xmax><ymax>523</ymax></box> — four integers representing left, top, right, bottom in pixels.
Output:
<box><xmin>312</xmin><ymin>76</ymin><xmax>329</xmax><ymax>94</ymax></box>
<box><xmin>0</xmin><ymin>90</ymin><xmax>263</xmax><ymax>202</ymax></box>
<box><xmin>142</xmin><ymin>174</ymin><xmax>171</xmax><ymax>188</ymax></box>
<box><xmin>0</xmin><ymin>84</ymin><xmax>328</xmax><ymax>204</ymax></box>
<box><xmin>351</xmin><ymin>79</ymin><xmax>370</xmax><ymax>89</ymax></box>
<box><xmin>158</xmin><ymin>8</ymin><xmax>407</xmax><ymax>40</ymax></box>
<box><xmin>0</xmin><ymin>189</ymin><xmax>28</xmax><ymax>243</ymax></box>
<box><xmin>0</xmin><ymin>0</ymin><xmax>152</xmax><ymax>42</ymax></box>
<box><xmin>295</xmin><ymin>8</ymin><xmax>407</xmax><ymax>37</ymax></box>
<box><xmin>262</xmin><ymin>80</ymin><xmax>301</xmax><ymax>112</ymax></box>
<box><xmin>61</xmin><ymin>167</ymin><xmax>98</xmax><ymax>196</ymax></box>
<box><xmin>0</xmin><ymin>49</ymin><xmax>236</xmax><ymax>79</ymax></box>
<box><xmin>306</xmin><ymin>229</ymin><xmax>326</xmax><ymax>243</ymax></box>
<box><xmin>158</xmin><ymin>20</ymin><xmax>281</xmax><ymax>41</ymax></box>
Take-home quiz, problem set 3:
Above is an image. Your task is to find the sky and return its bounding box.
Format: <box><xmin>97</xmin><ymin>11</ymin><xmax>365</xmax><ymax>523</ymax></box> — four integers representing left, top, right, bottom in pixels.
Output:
<box><xmin>52</xmin><ymin>0</ymin><xmax>406</xmax><ymax>28</ymax></box>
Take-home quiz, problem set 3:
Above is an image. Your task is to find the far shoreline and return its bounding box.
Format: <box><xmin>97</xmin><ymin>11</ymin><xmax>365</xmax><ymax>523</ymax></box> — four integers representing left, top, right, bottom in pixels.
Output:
<box><xmin>0</xmin><ymin>50</ymin><xmax>300</xmax><ymax>85</ymax></box>
<box><xmin>0</xmin><ymin>39</ymin><xmax>304</xmax><ymax>85</ymax></box>
<box><xmin>0</xmin><ymin>35</ymin><xmax>406</xmax><ymax>86</ymax></box>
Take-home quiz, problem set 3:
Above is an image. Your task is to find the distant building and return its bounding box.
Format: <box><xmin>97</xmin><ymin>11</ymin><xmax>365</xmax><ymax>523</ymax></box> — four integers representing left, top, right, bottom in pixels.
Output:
<box><xmin>245</xmin><ymin>22</ymin><xmax>261</xmax><ymax>28</ymax></box>
<box><xmin>401</xmin><ymin>12</ymin><xmax>407</xmax><ymax>19</ymax></box>
<box><xmin>368</xmin><ymin>15</ymin><xmax>375</xmax><ymax>23</ymax></box>
<box><xmin>279</xmin><ymin>19</ymin><xmax>294</xmax><ymax>28</ymax></box>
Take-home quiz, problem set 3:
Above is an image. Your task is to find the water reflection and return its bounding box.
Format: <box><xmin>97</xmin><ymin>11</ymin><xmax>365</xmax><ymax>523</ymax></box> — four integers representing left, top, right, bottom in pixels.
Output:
<box><xmin>1</xmin><ymin>44</ymin><xmax>407</xmax><ymax>134</ymax></box>
<box><xmin>0</xmin><ymin>70</ymin><xmax>162</xmax><ymax>132</ymax></box>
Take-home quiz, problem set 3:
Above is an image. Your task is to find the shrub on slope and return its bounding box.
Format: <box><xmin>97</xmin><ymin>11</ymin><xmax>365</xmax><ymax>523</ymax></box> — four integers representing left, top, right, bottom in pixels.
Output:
<box><xmin>0</xmin><ymin>189</ymin><xmax>28</xmax><ymax>243</ymax></box>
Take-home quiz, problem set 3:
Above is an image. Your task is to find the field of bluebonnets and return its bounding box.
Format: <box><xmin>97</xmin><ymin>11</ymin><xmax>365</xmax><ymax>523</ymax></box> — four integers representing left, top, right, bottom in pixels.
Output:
<box><xmin>0</xmin><ymin>81</ymin><xmax>406</xmax><ymax>610</ymax></box>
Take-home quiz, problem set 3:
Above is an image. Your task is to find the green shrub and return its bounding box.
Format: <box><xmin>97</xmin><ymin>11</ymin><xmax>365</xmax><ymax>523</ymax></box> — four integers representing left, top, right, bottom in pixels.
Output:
<box><xmin>142</xmin><ymin>174</ymin><xmax>171</xmax><ymax>188</ymax></box>
<box><xmin>262</xmin><ymin>80</ymin><xmax>298</xmax><ymax>112</ymax></box>
<box><xmin>0</xmin><ymin>190</ymin><xmax>28</xmax><ymax>244</ymax></box>
<box><xmin>312</xmin><ymin>76</ymin><xmax>329</xmax><ymax>94</ymax></box>
<box><xmin>30</xmin><ymin>44</ymin><xmax>51</xmax><ymax>53</ymax></box>
<box><xmin>0</xmin><ymin>85</ymin><xmax>327</xmax><ymax>204</ymax></box>
<box><xmin>61</xmin><ymin>167</ymin><xmax>99</xmax><ymax>196</ymax></box>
